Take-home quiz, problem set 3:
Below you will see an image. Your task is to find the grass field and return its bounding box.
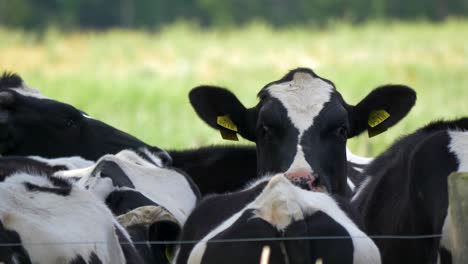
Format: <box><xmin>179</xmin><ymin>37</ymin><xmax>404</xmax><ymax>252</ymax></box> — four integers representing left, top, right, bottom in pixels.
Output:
<box><xmin>1</xmin><ymin>20</ymin><xmax>467</xmax><ymax>156</ymax></box>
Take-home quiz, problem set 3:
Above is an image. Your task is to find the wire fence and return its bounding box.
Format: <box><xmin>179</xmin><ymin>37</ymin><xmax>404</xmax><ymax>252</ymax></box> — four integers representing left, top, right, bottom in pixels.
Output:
<box><xmin>0</xmin><ymin>234</ymin><xmax>443</xmax><ymax>247</ymax></box>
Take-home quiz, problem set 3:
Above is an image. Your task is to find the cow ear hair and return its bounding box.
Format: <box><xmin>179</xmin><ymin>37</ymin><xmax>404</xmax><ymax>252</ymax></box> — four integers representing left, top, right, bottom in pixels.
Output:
<box><xmin>189</xmin><ymin>86</ymin><xmax>257</xmax><ymax>141</ymax></box>
<box><xmin>348</xmin><ymin>84</ymin><xmax>416</xmax><ymax>138</ymax></box>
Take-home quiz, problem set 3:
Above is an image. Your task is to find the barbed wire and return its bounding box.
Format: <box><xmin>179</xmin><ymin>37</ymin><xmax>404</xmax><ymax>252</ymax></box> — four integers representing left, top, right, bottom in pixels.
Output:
<box><xmin>0</xmin><ymin>234</ymin><xmax>443</xmax><ymax>247</ymax></box>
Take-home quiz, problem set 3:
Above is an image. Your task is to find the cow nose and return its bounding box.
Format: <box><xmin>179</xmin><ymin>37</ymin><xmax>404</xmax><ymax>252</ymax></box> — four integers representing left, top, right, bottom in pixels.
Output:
<box><xmin>156</xmin><ymin>150</ymin><xmax>173</xmax><ymax>167</ymax></box>
<box><xmin>285</xmin><ymin>170</ymin><xmax>324</xmax><ymax>192</ymax></box>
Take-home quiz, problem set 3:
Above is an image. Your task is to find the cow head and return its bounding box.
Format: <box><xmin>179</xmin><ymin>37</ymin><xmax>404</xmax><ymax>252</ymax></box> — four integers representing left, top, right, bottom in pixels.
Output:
<box><xmin>0</xmin><ymin>72</ymin><xmax>171</xmax><ymax>163</ymax></box>
<box><xmin>190</xmin><ymin>68</ymin><xmax>416</xmax><ymax>195</ymax></box>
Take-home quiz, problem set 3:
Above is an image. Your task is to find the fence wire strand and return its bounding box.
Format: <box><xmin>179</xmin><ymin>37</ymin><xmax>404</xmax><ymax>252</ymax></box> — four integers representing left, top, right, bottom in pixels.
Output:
<box><xmin>0</xmin><ymin>234</ymin><xmax>443</xmax><ymax>247</ymax></box>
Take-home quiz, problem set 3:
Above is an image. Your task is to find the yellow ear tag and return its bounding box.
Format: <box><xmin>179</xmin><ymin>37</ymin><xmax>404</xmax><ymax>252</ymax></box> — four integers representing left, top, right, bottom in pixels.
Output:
<box><xmin>217</xmin><ymin>115</ymin><xmax>238</xmax><ymax>132</ymax></box>
<box><xmin>217</xmin><ymin>115</ymin><xmax>239</xmax><ymax>141</ymax></box>
<box><xmin>368</xmin><ymin>110</ymin><xmax>390</xmax><ymax>128</ymax></box>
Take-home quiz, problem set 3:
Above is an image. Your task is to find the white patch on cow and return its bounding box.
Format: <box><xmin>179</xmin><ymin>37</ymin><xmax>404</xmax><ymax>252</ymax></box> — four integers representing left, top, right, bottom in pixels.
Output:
<box><xmin>29</xmin><ymin>156</ymin><xmax>94</xmax><ymax>170</ymax></box>
<box><xmin>82</xmin><ymin>113</ymin><xmax>96</xmax><ymax>120</ymax></box>
<box><xmin>266</xmin><ymin>71</ymin><xmax>333</xmax><ymax>174</ymax></box>
<box><xmin>8</xmin><ymin>81</ymin><xmax>48</xmax><ymax>99</ymax></box>
<box><xmin>0</xmin><ymin>172</ymin><xmax>127</xmax><ymax>264</ymax></box>
<box><xmin>185</xmin><ymin>175</ymin><xmax>381</xmax><ymax>264</ymax></box>
<box><xmin>448</xmin><ymin>131</ymin><xmax>468</xmax><ymax>171</ymax></box>
<box><xmin>347</xmin><ymin>177</ymin><xmax>356</xmax><ymax>191</ymax></box>
<box><xmin>56</xmin><ymin>149</ymin><xmax>196</xmax><ymax>225</ymax></box>
<box><xmin>351</xmin><ymin>177</ymin><xmax>372</xmax><ymax>202</ymax></box>
<box><xmin>346</xmin><ymin>147</ymin><xmax>374</xmax><ymax>165</ymax></box>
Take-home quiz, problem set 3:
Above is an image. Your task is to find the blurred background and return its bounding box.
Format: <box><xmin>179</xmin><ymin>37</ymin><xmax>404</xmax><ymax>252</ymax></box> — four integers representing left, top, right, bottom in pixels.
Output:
<box><xmin>0</xmin><ymin>0</ymin><xmax>467</xmax><ymax>155</ymax></box>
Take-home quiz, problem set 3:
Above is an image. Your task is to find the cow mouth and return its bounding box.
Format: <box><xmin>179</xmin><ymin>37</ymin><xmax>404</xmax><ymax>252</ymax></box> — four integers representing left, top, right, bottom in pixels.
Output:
<box><xmin>286</xmin><ymin>173</ymin><xmax>327</xmax><ymax>192</ymax></box>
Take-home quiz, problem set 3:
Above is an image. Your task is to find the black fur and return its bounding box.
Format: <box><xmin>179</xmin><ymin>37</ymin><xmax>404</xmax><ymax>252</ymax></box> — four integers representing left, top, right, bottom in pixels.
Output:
<box><xmin>0</xmin><ymin>72</ymin><xmax>23</xmax><ymax>90</ymax></box>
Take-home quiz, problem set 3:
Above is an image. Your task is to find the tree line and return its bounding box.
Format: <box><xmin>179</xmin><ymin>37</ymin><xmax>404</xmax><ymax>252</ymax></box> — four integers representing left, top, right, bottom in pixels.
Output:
<box><xmin>0</xmin><ymin>0</ymin><xmax>466</xmax><ymax>30</ymax></box>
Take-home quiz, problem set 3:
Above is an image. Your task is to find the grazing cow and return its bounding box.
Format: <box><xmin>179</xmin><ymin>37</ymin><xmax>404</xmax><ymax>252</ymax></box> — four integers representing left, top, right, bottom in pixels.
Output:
<box><xmin>0</xmin><ymin>71</ymin><xmax>384</xmax><ymax>196</ymax></box>
<box><xmin>0</xmin><ymin>163</ymin><xmax>141</xmax><ymax>264</ymax></box>
<box><xmin>175</xmin><ymin>174</ymin><xmax>381</xmax><ymax>264</ymax></box>
<box><xmin>189</xmin><ymin>67</ymin><xmax>416</xmax><ymax>195</ymax></box>
<box><xmin>55</xmin><ymin>148</ymin><xmax>201</xmax><ymax>263</ymax></box>
<box><xmin>352</xmin><ymin>118</ymin><xmax>468</xmax><ymax>264</ymax></box>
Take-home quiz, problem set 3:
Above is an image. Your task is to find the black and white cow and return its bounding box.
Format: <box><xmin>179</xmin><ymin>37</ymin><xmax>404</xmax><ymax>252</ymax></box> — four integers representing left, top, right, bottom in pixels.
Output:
<box><xmin>0</xmin><ymin>148</ymin><xmax>200</xmax><ymax>263</ymax></box>
<box><xmin>55</xmin><ymin>148</ymin><xmax>201</xmax><ymax>263</ymax></box>
<box><xmin>0</xmin><ymin>161</ymin><xmax>141</xmax><ymax>264</ymax></box>
<box><xmin>189</xmin><ymin>68</ymin><xmax>416</xmax><ymax>195</ymax></box>
<box><xmin>352</xmin><ymin>118</ymin><xmax>468</xmax><ymax>264</ymax></box>
<box><xmin>176</xmin><ymin>174</ymin><xmax>381</xmax><ymax>264</ymax></box>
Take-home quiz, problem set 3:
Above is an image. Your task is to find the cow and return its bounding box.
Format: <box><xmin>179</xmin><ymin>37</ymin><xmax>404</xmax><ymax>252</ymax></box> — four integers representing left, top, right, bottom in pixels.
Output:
<box><xmin>351</xmin><ymin>118</ymin><xmax>468</xmax><ymax>264</ymax></box>
<box><xmin>0</xmin><ymin>148</ymin><xmax>200</xmax><ymax>263</ymax></box>
<box><xmin>0</xmin><ymin>160</ymin><xmax>142</xmax><ymax>264</ymax></box>
<box><xmin>189</xmin><ymin>67</ymin><xmax>416</xmax><ymax>195</ymax></box>
<box><xmin>0</xmin><ymin>71</ymin><xmax>402</xmax><ymax>196</ymax></box>
<box><xmin>55</xmin><ymin>148</ymin><xmax>201</xmax><ymax>263</ymax></box>
<box><xmin>175</xmin><ymin>174</ymin><xmax>381</xmax><ymax>264</ymax></box>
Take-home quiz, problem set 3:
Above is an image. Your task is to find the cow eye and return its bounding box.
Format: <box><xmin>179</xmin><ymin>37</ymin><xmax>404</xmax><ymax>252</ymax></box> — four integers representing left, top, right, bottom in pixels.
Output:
<box><xmin>65</xmin><ymin>118</ymin><xmax>76</xmax><ymax>128</ymax></box>
<box><xmin>336</xmin><ymin>126</ymin><xmax>348</xmax><ymax>141</ymax></box>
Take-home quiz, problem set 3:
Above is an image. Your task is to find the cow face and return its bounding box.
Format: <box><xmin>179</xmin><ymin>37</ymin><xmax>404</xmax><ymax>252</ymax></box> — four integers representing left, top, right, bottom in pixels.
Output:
<box><xmin>190</xmin><ymin>68</ymin><xmax>416</xmax><ymax>195</ymax></box>
<box><xmin>0</xmin><ymin>72</ymin><xmax>171</xmax><ymax>163</ymax></box>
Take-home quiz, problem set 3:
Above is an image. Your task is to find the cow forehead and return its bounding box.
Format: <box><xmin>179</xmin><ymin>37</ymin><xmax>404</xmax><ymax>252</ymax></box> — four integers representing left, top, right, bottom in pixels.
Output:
<box><xmin>265</xmin><ymin>71</ymin><xmax>334</xmax><ymax>132</ymax></box>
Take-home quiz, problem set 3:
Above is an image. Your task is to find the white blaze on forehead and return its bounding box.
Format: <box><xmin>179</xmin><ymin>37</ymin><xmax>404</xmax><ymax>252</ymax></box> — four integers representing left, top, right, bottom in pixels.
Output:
<box><xmin>266</xmin><ymin>71</ymin><xmax>333</xmax><ymax>132</ymax></box>
<box><xmin>267</xmin><ymin>71</ymin><xmax>333</xmax><ymax>174</ymax></box>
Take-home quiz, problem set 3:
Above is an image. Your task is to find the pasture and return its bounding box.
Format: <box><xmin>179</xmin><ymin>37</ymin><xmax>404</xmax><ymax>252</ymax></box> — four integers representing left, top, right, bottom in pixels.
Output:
<box><xmin>1</xmin><ymin>20</ymin><xmax>467</xmax><ymax>155</ymax></box>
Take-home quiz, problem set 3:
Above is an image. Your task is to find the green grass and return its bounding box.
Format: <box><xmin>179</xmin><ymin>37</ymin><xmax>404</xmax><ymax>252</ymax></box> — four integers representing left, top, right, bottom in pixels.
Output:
<box><xmin>1</xmin><ymin>20</ymin><xmax>468</xmax><ymax>156</ymax></box>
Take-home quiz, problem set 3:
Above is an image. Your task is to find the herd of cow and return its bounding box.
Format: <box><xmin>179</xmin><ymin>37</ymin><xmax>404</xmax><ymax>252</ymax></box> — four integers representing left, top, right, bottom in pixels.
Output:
<box><xmin>0</xmin><ymin>68</ymin><xmax>465</xmax><ymax>264</ymax></box>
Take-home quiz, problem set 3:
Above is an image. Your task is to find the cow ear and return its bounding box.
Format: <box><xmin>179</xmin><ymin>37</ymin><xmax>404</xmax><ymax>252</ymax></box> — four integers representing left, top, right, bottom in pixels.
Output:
<box><xmin>189</xmin><ymin>86</ymin><xmax>257</xmax><ymax>141</ymax></box>
<box><xmin>348</xmin><ymin>84</ymin><xmax>416</xmax><ymax>138</ymax></box>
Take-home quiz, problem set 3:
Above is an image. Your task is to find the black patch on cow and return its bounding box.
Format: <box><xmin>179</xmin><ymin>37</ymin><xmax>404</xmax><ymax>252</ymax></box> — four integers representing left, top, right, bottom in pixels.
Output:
<box><xmin>0</xmin><ymin>221</ymin><xmax>32</xmax><ymax>264</ymax></box>
<box><xmin>284</xmin><ymin>211</ymin><xmax>354</xmax><ymax>264</ymax></box>
<box><xmin>105</xmin><ymin>190</ymin><xmax>158</xmax><ymax>215</ymax></box>
<box><xmin>113</xmin><ymin>224</ymin><xmax>145</xmax><ymax>264</ymax></box>
<box><xmin>69</xmin><ymin>255</ymin><xmax>86</xmax><ymax>264</ymax></box>
<box><xmin>88</xmin><ymin>253</ymin><xmax>102</xmax><ymax>264</ymax></box>
<box><xmin>24</xmin><ymin>181</ymin><xmax>71</xmax><ymax>196</ymax></box>
<box><xmin>0</xmin><ymin>72</ymin><xmax>23</xmax><ymax>90</ymax></box>
<box><xmin>92</xmin><ymin>160</ymin><xmax>135</xmax><ymax>188</ymax></box>
<box><xmin>439</xmin><ymin>247</ymin><xmax>452</xmax><ymax>264</ymax></box>
<box><xmin>169</xmin><ymin>145</ymin><xmax>258</xmax><ymax>195</ymax></box>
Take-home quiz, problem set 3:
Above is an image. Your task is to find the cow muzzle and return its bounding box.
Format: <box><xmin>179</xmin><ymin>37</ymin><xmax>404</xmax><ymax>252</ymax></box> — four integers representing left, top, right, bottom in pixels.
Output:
<box><xmin>285</xmin><ymin>170</ymin><xmax>327</xmax><ymax>192</ymax></box>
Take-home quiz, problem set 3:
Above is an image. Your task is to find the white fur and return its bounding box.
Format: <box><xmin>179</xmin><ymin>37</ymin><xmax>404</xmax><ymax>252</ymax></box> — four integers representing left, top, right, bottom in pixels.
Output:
<box><xmin>448</xmin><ymin>131</ymin><xmax>468</xmax><ymax>171</ymax></box>
<box><xmin>55</xmin><ymin>149</ymin><xmax>196</xmax><ymax>225</ymax></box>
<box><xmin>347</xmin><ymin>177</ymin><xmax>356</xmax><ymax>191</ymax></box>
<box><xmin>185</xmin><ymin>175</ymin><xmax>380</xmax><ymax>264</ymax></box>
<box><xmin>0</xmin><ymin>173</ymin><xmax>127</xmax><ymax>264</ymax></box>
<box><xmin>267</xmin><ymin>72</ymin><xmax>333</xmax><ymax>175</ymax></box>
<box><xmin>346</xmin><ymin>147</ymin><xmax>374</xmax><ymax>165</ymax></box>
<box><xmin>29</xmin><ymin>156</ymin><xmax>94</xmax><ymax>170</ymax></box>
<box><xmin>351</xmin><ymin>177</ymin><xmax>372</xmax><ymax>202</ymax></box>
<box><xmin>8</xmin><ymin>81</ymin><xmax>48</xmax><ymax>99</ymax></box>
